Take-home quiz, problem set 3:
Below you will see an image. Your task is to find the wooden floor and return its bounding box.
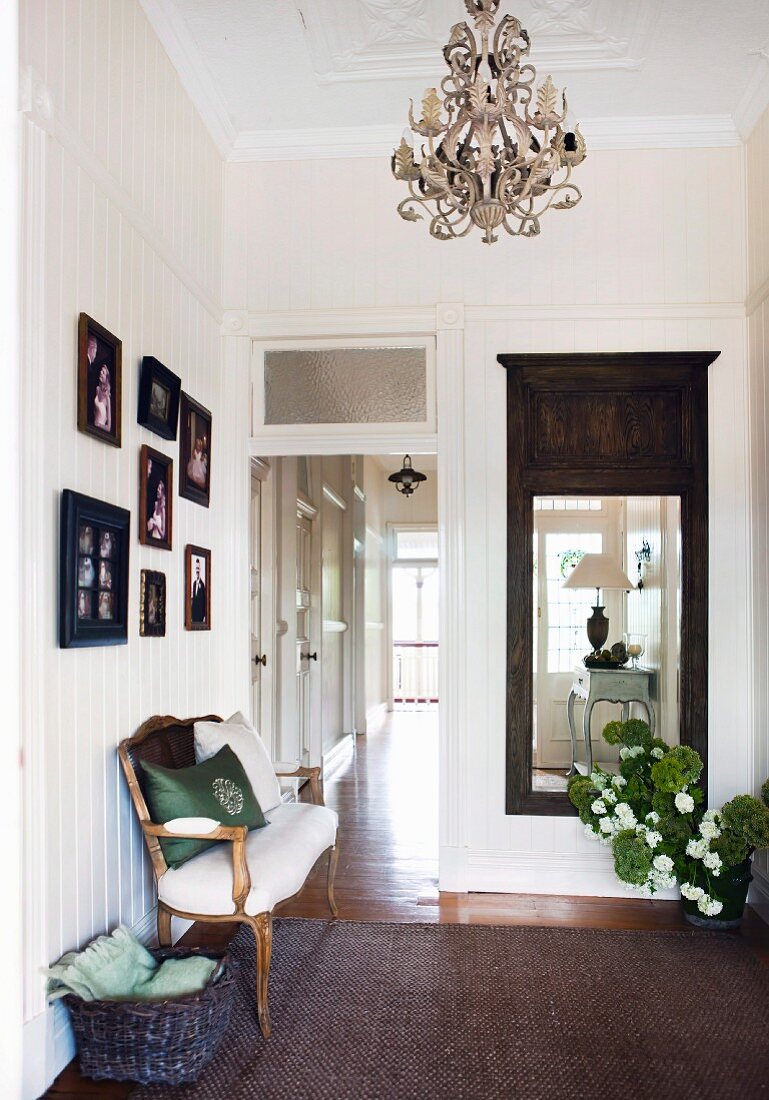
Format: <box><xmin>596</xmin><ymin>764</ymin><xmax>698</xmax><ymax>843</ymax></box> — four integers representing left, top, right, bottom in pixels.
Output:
<box><xmin>46</xmin><ymin>709</ymin><xmax>769</xmax><ymax>1097</ymax></box>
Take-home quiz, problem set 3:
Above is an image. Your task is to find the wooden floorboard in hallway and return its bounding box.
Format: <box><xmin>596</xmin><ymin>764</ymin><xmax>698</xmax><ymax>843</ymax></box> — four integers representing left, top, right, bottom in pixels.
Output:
<box><xmin>45</xmin><ymin>710</ymin><xmax>769</xmax><ymax>1097</ymax></box>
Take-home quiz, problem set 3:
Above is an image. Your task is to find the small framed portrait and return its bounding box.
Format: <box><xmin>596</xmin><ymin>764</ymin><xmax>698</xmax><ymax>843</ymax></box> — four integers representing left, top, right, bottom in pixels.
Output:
<box><xmin>60</xmin><ymin>490</ymin><xmax>130</xmax><ymax>648</ymax></box>
<box><xmin>139</xmin><ymin>444</ymin><xmax>173</xmax><ymax>551</ymax></box>
<box><xmin>179</xmin><ymin>393</ymin><xmax>211</xmax><ymax>508</ymax></box>
<box><xmin>78</xmin><ymin>313</ymin><xmax>122</xmax><ymax>447</ymax></box>
<box><xmin>140</xmin><ymin>569</ymin><xmax>166</xmax><ymax>637</ymax></box>
<box><xmin>185</xmin><ymin>544</ymin><xmax>211</xmax><ymax>631</ymax></box>
<box><xmin>137</xmin><ymin>357</ymin><xmax>182</xmax><ymax>441</ymax></box>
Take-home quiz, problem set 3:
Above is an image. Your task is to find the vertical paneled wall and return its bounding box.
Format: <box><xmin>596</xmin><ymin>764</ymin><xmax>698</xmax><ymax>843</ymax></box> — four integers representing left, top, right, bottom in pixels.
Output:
<box><xmin>20</xmin><ymin>3</ymin><xmax>248</xmax><ymax>1092</ymax></box>
<box><xmin>746</xmin><ymin>104</ymin><xmax>769</xmax><ymax>900</ymax></box>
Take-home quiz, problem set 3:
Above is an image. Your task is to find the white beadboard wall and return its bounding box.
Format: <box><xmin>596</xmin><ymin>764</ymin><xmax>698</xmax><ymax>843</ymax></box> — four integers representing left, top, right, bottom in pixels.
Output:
<box><xmin>20</xmin><ymin>3</ymin><xmax>249</xmax><ymax>1095</ymax></box>
<box><xmin>225</xmin><ymin>145</ymin><xmax>753</xmax><ymax>893</ymax></box>
<box><xmin>746</xmin><ymin>104</ymin><xmax>769</xmax><ymax>908</ymax></box>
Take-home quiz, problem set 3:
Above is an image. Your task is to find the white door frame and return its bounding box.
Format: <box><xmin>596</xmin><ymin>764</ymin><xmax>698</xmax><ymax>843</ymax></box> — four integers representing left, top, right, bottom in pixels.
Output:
<box><xmin>244</xmin><ymin>304</ymin><xmax>466</xmax><ymax>891</ymax></box>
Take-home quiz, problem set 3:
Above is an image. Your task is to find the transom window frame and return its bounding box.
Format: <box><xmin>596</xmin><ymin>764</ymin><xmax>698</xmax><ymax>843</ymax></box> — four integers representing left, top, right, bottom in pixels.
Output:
<box><xmin>252</xmin><ymin>336</ymin><xmax>437</xmax><ymax>452</ymax></box>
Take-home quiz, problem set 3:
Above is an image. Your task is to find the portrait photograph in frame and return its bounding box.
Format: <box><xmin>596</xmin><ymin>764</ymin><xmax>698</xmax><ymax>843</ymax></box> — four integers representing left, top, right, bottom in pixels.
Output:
<box><xmin>140</xmin><ymin>570</ymin><xmax>166</xmax><ymax>637</ymax></box>
<box><xmin>185</xmin><ymin>544</ymin><xmax>211</xmax><ymax>631</ymax></box>
<box><xmin>139</xmin><ymin>444</ymin><xmax>173</xmax><ymax>551</ymax></box>
<box><xmin>137</xmin><ymin>356</ymin><xmax>181</xmax><ymax>441</ymax></box>
<box><xmin>77</xmin><ymin>313</ymin><xmax>122</xmax><ymax>447</ymax></box>
<box><xmin>60</xmin><ymin>489</ymin><xmax>130</xmax><ymax>648</ymax></box>
<box><xmin>179</xmin><ymin>392</ymin><xmax>211</xmax><ymax>508</ymax></box>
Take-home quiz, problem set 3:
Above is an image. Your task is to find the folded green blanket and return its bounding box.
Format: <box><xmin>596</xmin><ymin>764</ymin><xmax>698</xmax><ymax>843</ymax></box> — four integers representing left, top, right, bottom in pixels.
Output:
<box><xmin>46</xmin><ymin>926</ymin><xmax>217</xmax><ymax>1002</ymax></box>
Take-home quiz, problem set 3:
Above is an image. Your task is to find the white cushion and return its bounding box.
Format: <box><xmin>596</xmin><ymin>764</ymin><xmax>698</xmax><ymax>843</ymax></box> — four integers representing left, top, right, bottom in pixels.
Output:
<box><xmin>194</xmin><ymin>711</ymin><xmax>282</xmax><ymax>813</ymax></box>
<box><xmin>157</xmin><ymin>801</ymin><xmax>338</xmax><ymax>917</ymax></box>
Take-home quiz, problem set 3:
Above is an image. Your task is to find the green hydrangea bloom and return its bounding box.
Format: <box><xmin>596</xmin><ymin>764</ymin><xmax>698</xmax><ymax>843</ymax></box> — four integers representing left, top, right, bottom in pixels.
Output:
<box><xmin>612</xmin><ymin>830</ymin><xmax>653</xmax><ymax>886</ymax></box>
<box><xmin>603</xmin><ymin>721</ymin><xmax>623</xmax><ymax>746</ymax></box>
<box><xmin>720</xmin><ymin>794</ymin><xmax>769</xmax><ymax>851</ymax></box>
<box><xmin>567</xmin><ymin>775</ymin><xmax>593</xmax><ymax>813</ymax></box>
<box><xmin>650</xmin><ymin>738</ymin><xmax>669</xmax><ymax>756</ymax></box>
<box><xmin>622</xmin><ymin>719</ymin><xmax>653</xmax><ymax>750</ymax></box>
<box><xmin>711</xmin><ymin>831</ymin><xmax>750</xmax><ymax>868</ymax></box>
<box><xmin>650</xmin><ymin>745</ymin><xmax>703</xmax><ymax>792</ymax></box>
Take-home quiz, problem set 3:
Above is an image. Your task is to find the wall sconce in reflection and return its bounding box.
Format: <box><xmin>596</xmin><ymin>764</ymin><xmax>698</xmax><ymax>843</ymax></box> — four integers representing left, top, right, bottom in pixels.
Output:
<box><xmin>635</xmin><ymin>539</ymin><xmax>652</xmax><ymax>590</ymax></box>
<box><xmin>388</xmin><ymin>455</ymin><xmax>427</xmax><ymax>498</ymax></box>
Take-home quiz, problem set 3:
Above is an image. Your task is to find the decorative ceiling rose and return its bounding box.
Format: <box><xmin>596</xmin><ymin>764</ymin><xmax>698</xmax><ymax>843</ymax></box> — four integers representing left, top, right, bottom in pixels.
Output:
<box><xmin>388</xmin><ymin>455</ymin><xmax>427</xmax><ymax>497</ymax></box>
<box><xmin>391</xmin><ymin>0</ymin><xmax>587</xmax><ymax>244</ymax></box>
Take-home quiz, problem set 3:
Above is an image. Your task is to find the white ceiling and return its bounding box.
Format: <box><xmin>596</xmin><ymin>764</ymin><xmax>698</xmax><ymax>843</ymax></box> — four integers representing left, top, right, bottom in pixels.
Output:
<box><xmin>140</xmin><ymin>0</ymin><xmax>769</xmax><ymax>159</ymax></box>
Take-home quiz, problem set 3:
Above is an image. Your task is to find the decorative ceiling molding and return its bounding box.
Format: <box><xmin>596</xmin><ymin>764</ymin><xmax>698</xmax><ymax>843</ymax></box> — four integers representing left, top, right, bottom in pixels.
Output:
<box><xmin>733</xmin><ymin>46</ymin><xmax>769</xmax><ymax>140</ymax></box>
<box><xmin>138</xmin><ymin>0</ymin><xmax>236</xmax><ymax>157</ymax></box>
<box><xmin>229</xmin><ymin>113</ymin><xmax>741</xmax><ymax>164</ymax></box>
<box><xmin>296</xmin><ymin>0</ymin><xmax>660</xmax><ymax>81</ymax></box>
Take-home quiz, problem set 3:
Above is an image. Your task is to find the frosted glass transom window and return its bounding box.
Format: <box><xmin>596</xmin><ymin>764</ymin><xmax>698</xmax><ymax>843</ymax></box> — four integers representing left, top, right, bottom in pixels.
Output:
<box><xmin>394</xmin><ymin>529</ymin><xmax>438</xmax><ymax>560</ymax></box>
<box><xmin>264</xmin><ymin>347</ymin><xmax>427</xmax><ymax>425</ymax></box>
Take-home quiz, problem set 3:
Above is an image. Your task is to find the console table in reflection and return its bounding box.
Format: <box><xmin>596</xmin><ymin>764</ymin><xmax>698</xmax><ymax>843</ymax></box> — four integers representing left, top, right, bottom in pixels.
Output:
<box><xmin>567</xmin><ymin>665</ymin><xmax>656</xmax><ymax>777</ymax></box>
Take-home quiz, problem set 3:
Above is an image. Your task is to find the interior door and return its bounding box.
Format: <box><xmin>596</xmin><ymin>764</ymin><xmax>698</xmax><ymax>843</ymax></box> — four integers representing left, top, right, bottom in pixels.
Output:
<box><xmin>534</xmin><ymin>500</ymin><xmax>623</xmax><ymax>769</ymax></box>
<box><xmin>250</xmin><ymin>473</ymin><xmax>264</xmax><ymax>728</ymax></box>
<box><xmin>296</xmin><ymin>509</ymin><xmax>313</xmax><ymax>763</ymax></box>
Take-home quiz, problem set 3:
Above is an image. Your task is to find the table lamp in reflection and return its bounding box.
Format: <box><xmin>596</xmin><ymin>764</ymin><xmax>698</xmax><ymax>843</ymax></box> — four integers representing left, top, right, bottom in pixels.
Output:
<box><xmin>562</xmin><ymin>553</ymin><xmax>635</xmax><ymax>653</ymax></box>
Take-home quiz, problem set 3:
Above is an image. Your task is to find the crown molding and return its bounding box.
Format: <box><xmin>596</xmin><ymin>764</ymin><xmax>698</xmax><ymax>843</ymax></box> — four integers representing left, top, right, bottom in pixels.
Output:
<box><xmin>228</xmin><ymin>113</ymin><xmax>741</xmax><ymax>163</ymax></box>
<box><xmin>138</xmin><ymin>0</ymin><xmax>236</xmax><ymax>159</ymax></box>
<box><xmin>733</xmin><ymin>50</ymin><xmax>769</xmax><ymax>141</ymax></box>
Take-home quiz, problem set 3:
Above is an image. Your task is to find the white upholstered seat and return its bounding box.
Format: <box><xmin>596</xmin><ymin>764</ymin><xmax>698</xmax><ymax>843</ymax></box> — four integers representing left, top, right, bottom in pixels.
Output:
<box><xmin>158</xmin><ymin>801</ymin><xmax>338</xmax><ymax>916</ymax></box>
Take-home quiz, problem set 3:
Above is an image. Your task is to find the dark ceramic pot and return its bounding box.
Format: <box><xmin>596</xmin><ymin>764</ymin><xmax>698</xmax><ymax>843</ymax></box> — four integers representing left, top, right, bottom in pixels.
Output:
<box><xmin>681</xmin><ymin>856</ymin><xmax>752</xmax><ymax>929</ymax></box>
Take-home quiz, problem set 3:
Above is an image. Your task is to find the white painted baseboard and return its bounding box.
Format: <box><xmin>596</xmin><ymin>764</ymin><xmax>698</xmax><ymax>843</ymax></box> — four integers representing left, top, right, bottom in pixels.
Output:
<box><xmin>365</xmin><ymin>702</ymin><xmax>388</xmax><ymax>735</ymax></box>
<box><xmin>322</xmin><ymin>733</ymin><xmax>354</xmax><ymax>778</ymax></box>
<box><xmin>439</xmin><ymin>846</ymin><xmax>679</xmax><ymax>900</ymax></box>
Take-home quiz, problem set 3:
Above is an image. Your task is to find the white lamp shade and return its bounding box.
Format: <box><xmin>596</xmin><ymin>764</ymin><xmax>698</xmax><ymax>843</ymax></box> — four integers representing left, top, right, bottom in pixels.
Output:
<box><xmin>562</xmin><ymin>553</ymin><xmax>634</xmax><ymax>592</ymax></box>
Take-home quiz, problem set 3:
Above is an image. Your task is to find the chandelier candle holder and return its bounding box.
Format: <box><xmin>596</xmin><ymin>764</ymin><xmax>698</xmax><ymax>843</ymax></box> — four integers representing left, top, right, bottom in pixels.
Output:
<box><xmin>391</xmin><ymin>0</ymin><xmax>587</xmax><ymax>244</ymax></box>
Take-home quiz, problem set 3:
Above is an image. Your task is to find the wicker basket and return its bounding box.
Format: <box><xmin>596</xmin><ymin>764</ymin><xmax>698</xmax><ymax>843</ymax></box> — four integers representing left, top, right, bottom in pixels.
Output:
<box><xmin>64</xmin><ymin>946</ymin><xmax>239</xmax><ymax>1085</ymax></box>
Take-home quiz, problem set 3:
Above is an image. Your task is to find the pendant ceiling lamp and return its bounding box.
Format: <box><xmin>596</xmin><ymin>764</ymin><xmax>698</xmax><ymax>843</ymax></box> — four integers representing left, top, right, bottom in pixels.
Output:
<box><xmin>391</xmin><ymin>0</ymin><xmax>587</xmax><ymax>244</ymax></box>
<box><xmin>388</xmin><ymin>455</ymin><xmax>427</xmax><ymax>497</ymax></box>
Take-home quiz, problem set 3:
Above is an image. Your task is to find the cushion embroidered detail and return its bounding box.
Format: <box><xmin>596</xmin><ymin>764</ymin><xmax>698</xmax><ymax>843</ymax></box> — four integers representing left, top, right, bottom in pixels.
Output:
<box><xmin>212</xmin><ymin>777</ymin><xmax>244</xmax><ymax>815</ymax></box>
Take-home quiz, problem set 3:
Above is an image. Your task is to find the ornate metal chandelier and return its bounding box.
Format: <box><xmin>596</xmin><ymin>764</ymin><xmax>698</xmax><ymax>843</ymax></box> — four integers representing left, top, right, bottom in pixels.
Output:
<box><xmin>391</xmin><ymin>0</ymin><xmax>587</xmax><ymax>244</ymax></box>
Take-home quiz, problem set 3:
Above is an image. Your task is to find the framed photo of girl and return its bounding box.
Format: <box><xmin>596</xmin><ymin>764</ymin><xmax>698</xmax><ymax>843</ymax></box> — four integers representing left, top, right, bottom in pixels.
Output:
<box><xmin>139</xmin><ymin>444</ymin><xmax>173</xmax><ymax>551</ymax></box>
<box><xmin>185</xmin><ymin>545</ymin><xmax>211</xmax><ymax>631</ymax></box>
<box><xmin>78</xmin><ymin>313</ymin><xmax>122</xmax><ymax>447</ymax></box>
<box><xmin>179</xmin><ymin>393</ymin><xmax>211</xmax><ymax>508</ymax></box>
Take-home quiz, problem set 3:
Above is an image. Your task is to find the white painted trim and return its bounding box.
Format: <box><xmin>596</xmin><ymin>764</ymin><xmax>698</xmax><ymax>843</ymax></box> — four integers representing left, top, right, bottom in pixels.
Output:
<box><xmin>365</xmin><ymin>620</ymin><xmax>385</xmax><ymax>631</ymax></box>
<box><xmin>365</xmin><ymin>701</ymin><xmax>388</xmax><ymax>735</ymax></box>
<box><xmin>458</xmin><ymin>848</ymin><xmax>680</xmax><ymax>899</ymax></box>
<box><xmin>322</xmin><ymin>619</ymin><xmax>349</xmax><ymax>633</ymax></box>
<box><xmin>734</xmin><ymin>52</ymin><xmax>769</xmax><ymax>141</ymax></box>
<box><xmin>250</xmin><ymin>456</ymin><xmax>271</xmax><ymax>479</ymax></box>
<box><xmin>138</xmin><ymin>0</ymin><xmax>236</xmax><ymax>158</ymax></box>
<box><xmin>251</xmin><ymin>433</ymin><xmax>438</xmax><ymax>457</ymax></box>
<box><xmin>322</xmin><ymin>483</ymin><xmax>348</xmax><ymax>512</ymax></box>
<box><xmin>322</xmin><ymin>731</ymin><xmax>355</xmax><ymax>774</ymax></box>
<box><xmin>19</xmin><ymin>66</ymin><xmax>223</xmax><ymax>322</ymax></box>
<box><xmin>746</xmin><ymin>273</ymin><xmax>769</xmax><ymax>319</ymax></box>
<box><xmin>228</xmin><ymin>114</ymin><xmax>741</xmax><ymax>163</ymax></box>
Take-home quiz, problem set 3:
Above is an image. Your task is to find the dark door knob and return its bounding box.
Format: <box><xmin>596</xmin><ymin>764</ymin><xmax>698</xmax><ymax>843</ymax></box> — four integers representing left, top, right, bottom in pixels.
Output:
<box><xmin>253</xmin><ymin>654</ymin><xmax>267</xmax><ymax>667</ymax></box>
<box><xmin>301</xmin><ymin>651</ymin><xmax>318</xmax><ymax>662</ymax></box>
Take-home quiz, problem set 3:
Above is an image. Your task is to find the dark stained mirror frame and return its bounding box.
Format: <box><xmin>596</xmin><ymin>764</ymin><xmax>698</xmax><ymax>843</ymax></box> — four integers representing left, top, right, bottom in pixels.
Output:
<box><xmin>498</xmin><ymin>352</ymin><xmax>718</xmax><ymax>816</ymax></box>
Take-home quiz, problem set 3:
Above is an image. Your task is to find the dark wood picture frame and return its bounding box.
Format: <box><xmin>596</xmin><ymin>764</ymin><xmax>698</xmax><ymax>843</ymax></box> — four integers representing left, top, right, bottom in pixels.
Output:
<box><xmin>60</xmin><ymin>489</ymin><xmax>130</xmax><ymax>648</ymax></box>
<box><xmin>137</xmin><ymin>356</ymin><xmax>181</xmax><ymax>441</ymax></box>
<box><xmin>498</xmin><ymin>352</ymin><xmax>718</xmax><ymax>816</ymax></box>
<box><xmin>139</xmin><ymin>444</ymin><xmax>173</xmax><ymax>551</ymax></box>
<box><xmin>179</xmin><ymin>393</ymin><xmax>211</xmax><ymax>508</ymax></box>
<box><xmin>185</xmin><ymin>544</ymin><xmax>211</xmax><ymax>631</ymax></box>
<box><xmin>77</xmin><ymin>313</ymin><xmax>122</xmax><ymax>447</ymax></box>
<box><xmin>140</xmin><ymin>569</ymin><xmax>166</xmax><ymax>637</ymax></box>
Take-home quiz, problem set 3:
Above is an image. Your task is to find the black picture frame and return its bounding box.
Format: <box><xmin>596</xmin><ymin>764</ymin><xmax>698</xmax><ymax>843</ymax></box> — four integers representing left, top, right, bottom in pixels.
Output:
<box><xmin>137</xmin><ymin>356</ymin><xmax>181</xmax><ymax>441</ymax></box>
<box><xmin>78</xmin><ymin>313</ymin><xmax>122</xmax><ymax>447</ymax></box>
<box><xmin>185</xmin><ymin>544</ymin><xmax>211</xmax><ymax>631</ymax></box>
<box><xmin>139</xmin><ymin>444</ymin><xmax>173</xmax><ymax>551</ymax></box>
<box><xmin>60</xmin><ymin>489</ymin><xmax>130</xmax><ymax>648</ymax></box>
<box><xmin>140</xmin><ymin>570</ymin><xmax>166</xmax><ymax>637</ymax></box>
<box><xmin>179</xmin><ymin>392</ymin><xmax>212</xmax><ymax>508</ymax></box>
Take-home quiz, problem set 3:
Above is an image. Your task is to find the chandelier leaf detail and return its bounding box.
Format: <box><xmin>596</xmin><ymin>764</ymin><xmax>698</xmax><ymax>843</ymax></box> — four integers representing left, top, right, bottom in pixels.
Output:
<box><xmin>391</xmin><ymin>0</ymin><xmax>587</xmax><ymax>244</ymax></box>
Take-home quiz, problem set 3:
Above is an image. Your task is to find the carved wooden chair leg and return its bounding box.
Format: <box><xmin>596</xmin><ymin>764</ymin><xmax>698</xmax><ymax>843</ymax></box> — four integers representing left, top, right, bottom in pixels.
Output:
<box><xmin>327</xmin><ymin>843</ymin><xmax>339</xmax><ymax>918</ymax></box>
<box><xmin>248</xmin><ymin>912</ymin><xmax>273</xmax><ymax>1039</ymax></box>
<box><xmin>157</xmin><ymin>903</ymin><xmax>172</xmax><ymax>947</ymax></box>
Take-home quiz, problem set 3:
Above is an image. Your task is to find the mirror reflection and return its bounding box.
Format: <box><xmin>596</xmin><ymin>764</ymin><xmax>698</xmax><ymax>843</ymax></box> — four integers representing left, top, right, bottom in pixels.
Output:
<box><xmin>531</xmin><ymin>495</ymin><xmax>681</xmax><ymax>794</ymax></box>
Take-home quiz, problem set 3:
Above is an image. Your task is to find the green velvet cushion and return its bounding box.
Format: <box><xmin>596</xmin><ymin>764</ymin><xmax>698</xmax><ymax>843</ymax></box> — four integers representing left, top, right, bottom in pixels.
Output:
<box><xmin>141</xmin><ymin>745</ymin><xmax>267</xmax><ymax>868</ymax></box>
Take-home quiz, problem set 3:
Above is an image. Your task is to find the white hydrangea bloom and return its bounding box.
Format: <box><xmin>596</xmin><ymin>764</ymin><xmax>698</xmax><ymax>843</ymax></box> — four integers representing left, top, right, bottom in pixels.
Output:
<box><xmin>619</xmin><ymin>745</ymin><xmax>644</xmax><ymax>760</ymax></box>
<box><xmin>686</xmin><ymin>838</ymin><xmax>708</xmax><ymax>859</ymax></box>
<box><xmin>615</xmin><ymin>803</ymin><xmax>637</xmax><ymax>829</ymax></box>
<box><xmin>700</xmin><ymin>819</ymin><xmax>721</xmax><ymax>841</ymax></box>
<box><xmin>612</xmin><ymin>775</ymin><xmax>627</xmax><ymax>790</ymax></box>
<box><xmin>651</xmin><ymin>871</ymin><xmax>677</xmax><ymax>891</ymax></box>
<box><xmin>651</xmin><ymin>747</ymin><xmax>664</xmax><ymax>759</ymax></box>
<box><xmin>653</xmin><ymin>854</ymin><xmax>674</xmax><ymax>874</ymax></box>
<box><xmin>591</xmin><ymin>798</ymin><xmax>607</xmax><ymax>815</ymax></box>
<box><xmin>645</xmin><ymin>830</ymin><xmax>662</xmax><ymax>849</ymax></box>
<box><xmin>599</xmin><ymin>817</ymin><xmax>614</xmax><ymax>834</ymax></box>
<box><xmin>603</xmin><ymin>789</ymin><xmax>617</xmax><ymax>805</ymax></box>
<box><xmin>590</xmin><ymin>772</ymin><xmax>607</xmax><ymax>790</ymax></box>
<box><xmin>674</xmin><ymin>791</ymin><xmax>695</xmax><ymax>814</ymax></box>
<box><xmin>702</xmin><ymin>851</ymin><xmax>722</xmax><ymax>876</ymax></box>
<box><xmin>681</xmin><ymin>883</ymin><xmax>704</xmax><ymax>901</ymax></box>
<box><xmin>584</xmin><ymin>824</ymin><xmax>599</xmax><ymax>841</ymax></box>
<box><xmin>645</xmin><ymin>811</ymin><xmax>660</xmax><ymax>825</ymax></box>
<box><xmin>697</xmin><ymin>894</ymin><xmax>724</xmax><ymax>917</ymax></box>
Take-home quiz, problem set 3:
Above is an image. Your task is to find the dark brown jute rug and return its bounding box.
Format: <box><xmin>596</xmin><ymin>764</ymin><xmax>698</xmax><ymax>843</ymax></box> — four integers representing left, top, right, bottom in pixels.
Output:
<box><xmin>133</xmin><ymin>919</ymin><xmax>769</xmax><ymax>1100</ymax></box>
